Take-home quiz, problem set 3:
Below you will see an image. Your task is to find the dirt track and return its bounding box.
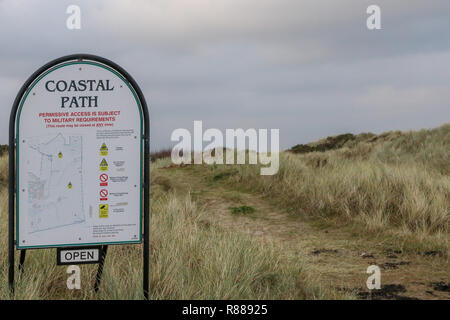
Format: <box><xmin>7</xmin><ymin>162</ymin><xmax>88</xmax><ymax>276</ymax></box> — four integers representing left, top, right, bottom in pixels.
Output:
<box><xmin>161</xmin><ymin>165</ymin><xmax>450</xmax><ymax>300</ymax></box>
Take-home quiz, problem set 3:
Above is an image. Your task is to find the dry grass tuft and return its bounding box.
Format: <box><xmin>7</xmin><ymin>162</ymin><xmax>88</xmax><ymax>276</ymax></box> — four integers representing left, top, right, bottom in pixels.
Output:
<box><xmin>0</xmin><ymin>160</ymin><xmax>332</xmax><ymax>299</ymax></box>
<box><xmin>206</xmin><ymin>124</ymin><xmax>450</xmax><ymax>250</ymax></box>
<box><xmin>0</xmin><ymin>155</ymin><xmax>8</xmax><ymax>186</ymax></box>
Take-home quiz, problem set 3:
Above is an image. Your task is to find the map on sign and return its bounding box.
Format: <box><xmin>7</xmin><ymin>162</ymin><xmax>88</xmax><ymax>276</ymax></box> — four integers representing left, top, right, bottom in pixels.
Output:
<box><xmin>25</xmin><ymin>133</ymin><xmax>85</xmax><ymax>233</ymax></box>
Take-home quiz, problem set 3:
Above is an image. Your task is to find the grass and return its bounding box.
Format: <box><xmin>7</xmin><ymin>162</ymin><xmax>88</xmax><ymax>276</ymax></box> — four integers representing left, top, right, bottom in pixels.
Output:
<box><xmin>0</xmin><ymin>145</ymin><xmax>7</xmax><ymax>158</ymax></box>
<box><xmin>230</xmin><ymin>206</ymin><xmax>255</xmax><ymax>216</ymax></box>
<box><xmin>203</xmin><ymin>124</ymin><xmax>450</xmax><ymax>253</ymax></box>
<box><xmin>150</xmin><ymin>148</ymin><xmax>172</xmax><ymax>163</ymax></box>
<box><xmin>0</xmin><ymin>157</ymin><xmax>332</xmax><ymax>300</ymax></box>
<box><xmin>0</xmin><ymin>155</ymin><xmax>7</xmax><ymax>187</ymax></box>
<box><xmin>149</xmin><ymin>191</ymin><xmax>318</xmax><ymax>299</ymax></box>
<box><xmin>290</xmin><ymin>133</ymin><xmax>356</xmax><ymax>154</ymax></box>
<box><xmin>0</xmin><ymin>123</ymin><xmax>447</xmax><ymax>299</ymax></box>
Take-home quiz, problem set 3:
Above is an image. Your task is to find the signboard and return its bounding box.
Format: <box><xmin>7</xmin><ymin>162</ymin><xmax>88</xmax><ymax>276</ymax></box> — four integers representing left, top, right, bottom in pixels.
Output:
<box><xmin>57</xmin><ymin>246</ymin><xmax>101</xmax><ymax>265</ymax></box>
<box><xmin>15</xmin><ymin>60</ymin><xmax>143</xmax><ymax>249</ymax></box>
<box><xmin>9</xmin><ymin>54</ymin><xmax>150</xmax><ymax>298</ymax></box>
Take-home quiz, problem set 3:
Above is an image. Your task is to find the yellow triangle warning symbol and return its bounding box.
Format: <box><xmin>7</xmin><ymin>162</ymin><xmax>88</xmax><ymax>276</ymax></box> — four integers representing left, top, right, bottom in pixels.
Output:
<box><xmin>100</xmin><ymin>158</ymin><xmax>108</xmax><ymax>171</ymax></box>
<box><xmin>99</xmin><ymin>143</ymin><xmax>108</xmax><ymax>156</ymax></box>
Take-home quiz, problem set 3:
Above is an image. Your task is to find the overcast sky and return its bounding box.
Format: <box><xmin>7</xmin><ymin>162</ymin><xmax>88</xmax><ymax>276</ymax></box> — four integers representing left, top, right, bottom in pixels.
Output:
<box><xmin>1</xmin><ymin>0</ymin><xmax>449</xmax><ymax>150</ymax></box>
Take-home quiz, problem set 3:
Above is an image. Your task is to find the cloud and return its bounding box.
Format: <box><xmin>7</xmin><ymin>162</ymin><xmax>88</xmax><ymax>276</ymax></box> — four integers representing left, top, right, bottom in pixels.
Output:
<box><xmin>0</xmin><ymin>0</ymin><xmax>449</xmax><ymax>149</ymax></box>
<box><xmin>356</xmin><ymin>85</ymin><xmax>450</xmax><ymax>114</ymax></box>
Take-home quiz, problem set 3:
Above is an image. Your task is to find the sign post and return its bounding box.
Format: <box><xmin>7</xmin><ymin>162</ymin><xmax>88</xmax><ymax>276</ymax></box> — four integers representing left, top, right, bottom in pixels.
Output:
<box><xmin>8</xmin><ymin>54</ymin><xmax>150</xmax><ymax>299</ymax></box>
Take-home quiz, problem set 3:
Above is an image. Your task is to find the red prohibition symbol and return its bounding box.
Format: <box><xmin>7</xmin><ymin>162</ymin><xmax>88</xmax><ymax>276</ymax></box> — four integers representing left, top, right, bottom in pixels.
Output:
<box><xmin>100</xmin><ymin>173</ymin><xmax>108</xmax><ymax>182</ymax></box>
<box><xmin>99</xmin><ymin>189</ymin><xmax>108</xmax><ymax>198</ymax></box>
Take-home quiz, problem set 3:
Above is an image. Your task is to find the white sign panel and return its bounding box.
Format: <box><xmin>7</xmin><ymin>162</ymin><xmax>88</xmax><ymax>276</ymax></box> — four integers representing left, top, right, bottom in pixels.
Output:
<box><xmin>59</xmin><ymin>248</ymin><xmax>100</xmax><ymax>264</ymax></box>
<box><xmin>17</xmin><ymin>61</ymin><xmax>143</xmax><ymax>248</ymax></box>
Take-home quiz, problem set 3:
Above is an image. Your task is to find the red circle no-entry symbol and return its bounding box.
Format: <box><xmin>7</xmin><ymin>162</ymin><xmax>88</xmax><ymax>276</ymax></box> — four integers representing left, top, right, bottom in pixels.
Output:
<box><xmin>99</xmin><ymin>189</ymin><xmax>108</xmax><ymax>197</ymax></box>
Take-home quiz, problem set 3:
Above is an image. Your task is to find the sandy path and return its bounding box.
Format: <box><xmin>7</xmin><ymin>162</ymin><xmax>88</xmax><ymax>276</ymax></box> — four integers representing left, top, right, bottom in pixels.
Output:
<box><xmin>160</xmin><ymin>166</ymin><xmax>450</xmax><ymax>300</ymax></box>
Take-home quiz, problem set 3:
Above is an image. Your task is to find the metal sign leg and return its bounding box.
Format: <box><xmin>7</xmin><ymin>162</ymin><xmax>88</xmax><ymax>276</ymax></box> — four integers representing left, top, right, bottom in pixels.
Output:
<box><xmin>8</xmin><ymin>240</ymin><xmax>14</xmax><ymax>296</ymax></box>
<box><xmin>18</xmin><ymin>250</ymin><xmax>26</xmax><ymax>274</ymax></box>
<box><xmin>94</xmin><ymin>245</ymin><xmax>108</xmax><ymax>292</ymax></box>
<box><xmin>8</xmin><ymin>135</ymin><xmax>16</xmax><ymax>296</ymax></box>
<box><xmin>143</xmin><ymin>136</ymin><xmax>150</xmax><ymax>300</ymax></box>
<box><xmin>144</xmin><ymin>229</ymin><xmax>149</xmax><ymax>299</ymax></box>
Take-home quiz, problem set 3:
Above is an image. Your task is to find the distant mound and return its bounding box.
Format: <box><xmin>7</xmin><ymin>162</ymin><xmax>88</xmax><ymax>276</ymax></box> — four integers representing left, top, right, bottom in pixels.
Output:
<box><xmin>288</xmin><ymin>123</ymin><xmax>450</xmax><ymax>175</ymax></box>
<box><xmin>0</xmin><ymin>145</ymin><xmax>7</xmax><ymax>157</ymax></box>
<box><xmin>289</xmin><ymin>133</ymin><xmax>356</xmax><ymax>154</ymax></box>
<box><xmin>290</xmin><ymin>124</ymin><xmax>450</xmax><ymax>155</ymax></box>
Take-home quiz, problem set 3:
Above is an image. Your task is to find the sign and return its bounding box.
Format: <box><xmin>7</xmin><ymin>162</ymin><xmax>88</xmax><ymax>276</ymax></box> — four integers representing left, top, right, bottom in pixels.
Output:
<box><xmin>99</xmin><ymin>204</ymin><xmax>109</xmax><ymax>218</ymax></box>
<box><xmin>99</xmin><ymin>188</ymin><xmax>108</xmax><ymax>201</ymax></box>
<box><xmin>57</xmin><ymin>246</ymin><xmax>101</xmax><ymax>265</ymax></box>
<box><xmin>9</xmin><ymin>54</ymin><xmax>150</xmax><ymax>298</ymax></box>
<box><xmin>99</xmin><ymin>158</ymin><xmax>108</xmax><ymax>171</ymax></box>
<box><xmin>100</xmin><ymin>173</ymin><xmax>108</xmax><ymax>186</ymax></box>
<box><xmin>16</xmin><ymin>59</ymin><xmax>143</xmax><ymax>249</ymax></box>
<box><xmin>99</xmin><ymin>143</ymin><xmax>108</xmax><ymax>156</ymax></box>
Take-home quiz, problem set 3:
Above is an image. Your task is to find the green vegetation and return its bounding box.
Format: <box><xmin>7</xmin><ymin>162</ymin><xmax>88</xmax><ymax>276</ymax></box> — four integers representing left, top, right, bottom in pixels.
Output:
<box><xmin>206</xmin><ymin>124</ymin><xmax>450</xmax><ymax>251</ymax></box>
<box><xmin>149</xmin><ymin>183</ymin><xmax>323</xmax><ymax>299</ymax></box>
<box><xmin>0</xmin><ymin>155</ymin><xmax>7</xmax><ymax>187</ymax></box>
<box><xmin>0</xmin><ymin>158</ymin><xmax>333</xmax><ymax>300</ymax></box>
<box><xmin>290</xmin><ymin>133</ymin><xmax>355</xmax><ymax>154</ymax></box>
<box><xmin>213</xmin><ymin>170</ymin><xmax>238</xmax><ymax>181</ymax></box>
<box><xmin>0</xmin><ymin>123</ymin><xmax>448</xmax><ymax>299</ymax></box>
<box><xmin>0</xmin><ymin>145</ymin><xmax>7</xmax><ymax>158</ymax></box>
<box><xmin>150</xmin><ymin>148</ymin><xmax>172</xmax><ymax>162</ymax></box>
<box><xmin>230</xmin><ymin>205</ymin><xmax>255</xmax><ymax>215</ymax></box>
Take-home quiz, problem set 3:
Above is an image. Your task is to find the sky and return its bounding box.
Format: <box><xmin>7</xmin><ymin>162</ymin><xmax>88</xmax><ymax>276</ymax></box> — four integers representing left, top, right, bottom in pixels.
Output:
<box><xmin>0</xmin><ymin>0</ymin><xmax>449</xmax><ymax>150</ymax></box>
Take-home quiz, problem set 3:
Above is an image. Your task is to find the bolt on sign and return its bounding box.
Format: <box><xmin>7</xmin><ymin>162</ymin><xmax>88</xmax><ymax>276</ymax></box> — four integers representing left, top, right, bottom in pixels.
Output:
<box><xmin>9</xmin><ymin>54</ymin><xmax>150</xmax><ymax>298</ymax></box>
